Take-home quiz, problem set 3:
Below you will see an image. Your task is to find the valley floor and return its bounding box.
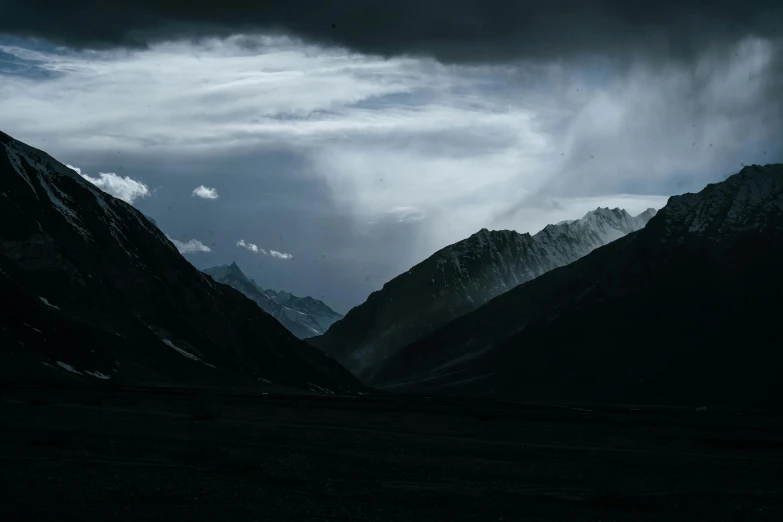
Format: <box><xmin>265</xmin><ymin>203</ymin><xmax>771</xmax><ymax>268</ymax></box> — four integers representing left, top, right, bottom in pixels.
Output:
<box><xmin>1</xmin><ymin>384</ymin><xmax>782</xmax><ymax>521</ymax></box>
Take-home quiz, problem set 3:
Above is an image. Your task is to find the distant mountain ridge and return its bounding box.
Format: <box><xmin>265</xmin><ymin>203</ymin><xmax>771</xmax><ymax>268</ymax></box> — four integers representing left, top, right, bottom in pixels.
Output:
<box><xmin>374</xmin><ymin>164</ymin><xmax>783</xmax><ymax>407</ymax></box>
<box><xmin>309</xmin><ymin>206</ymin><xmax>657</xmax><ymax>382</ymax></box>
<box><xmin>264</xmin><ymin>289</ymin><xmax>343</xmax><ymax>332</ymax></box>
<box><xmin>0</xmin><ymin>130</ymin><xmax>359</xmax><ymax>393</ymax></box>
<box><xmin>202</xmin><ymin>262</ymin><xmax>342</xmax><ymax>338</ymax></box>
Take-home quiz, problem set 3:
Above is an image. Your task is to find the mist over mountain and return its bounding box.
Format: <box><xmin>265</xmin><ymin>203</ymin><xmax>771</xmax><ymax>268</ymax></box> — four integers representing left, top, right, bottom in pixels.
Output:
<box><xmin>374</xmin><ymin>164</ymin><xmax>783</xmax><ymax>407</ymax></box>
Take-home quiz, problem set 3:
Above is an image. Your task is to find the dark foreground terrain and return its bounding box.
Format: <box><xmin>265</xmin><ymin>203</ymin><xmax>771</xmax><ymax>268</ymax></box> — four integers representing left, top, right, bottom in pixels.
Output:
<box><xmin>2</xmin><ymin>384</ymin><xmax>782</xmax><ymax>521</ymax></box>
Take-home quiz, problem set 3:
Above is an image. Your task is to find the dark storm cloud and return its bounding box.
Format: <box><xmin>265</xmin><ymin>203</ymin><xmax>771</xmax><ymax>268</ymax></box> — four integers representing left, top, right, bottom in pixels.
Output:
<box><xmin>1</xmin><ymin>1</ymin><xmax>781</xmax><ymax>63</ymax></box>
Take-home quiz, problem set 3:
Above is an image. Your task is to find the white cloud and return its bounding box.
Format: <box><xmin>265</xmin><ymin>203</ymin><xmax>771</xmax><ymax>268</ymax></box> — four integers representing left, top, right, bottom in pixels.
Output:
<box><xmin>79</xmin><ymin>172</ymin><xmax>150</xmax><ymax>204</ymax></box>
<box><xmin>236</xmin><ymin>239</ymin><xmax>265</xmax><ymax>254</ymax></box>
<box><xmin>169</xmin><ymin>237</ymin><xmax>212</xmax><ymax>254</ymax></box>
<box><xmin>0</xmin><ymin>36</ymin><xmax>430</xmax><ymax>153</ymax></box>
<box><xmin>236</xmin><ymin>239</ymin><xmax>290</xmax><ymax>258</ymax></box>
<box><xmin>65</xmin><ymin>163</ymin><xmax>81</xmax><ymax>175</ymax></box>
<box><xmin>270</xmin><ymin>250</ymin><xmax>293</xmax><ymax>260</ymax></box>
<box><xmin>192</xmin><ymin>185</ymin><xmax>219</xmax><ymax>199</ymax></box>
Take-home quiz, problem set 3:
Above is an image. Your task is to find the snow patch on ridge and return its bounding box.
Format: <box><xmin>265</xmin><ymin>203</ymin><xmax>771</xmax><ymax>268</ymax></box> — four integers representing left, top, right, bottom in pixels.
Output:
<box><xmin>14</xmin><ymin>146</ymin><xmax>93</xmax><ymax>241</ymax></box>
<box><xmin>85</xmin><ymin>370</ymin><xmax>111</xmax><ymax>380</ymax></box>
<box><xmin>160</xmin><ymin>337</ymin><xmax>216</xmax><ymax>368</ymax></box>
<box><xmin>55</xmin><ymin>361</ymin><xmax>82</xmax><ymax>375</ymax></box>
<box><xmin>3</xmin><ymin>143</ymin><xmax>39</xmax><ymax>199</ymax></box>
<box><xmin>39</xmin><ymin>296</ymin><xmax>59</xmax><ymax>309</ymax></box>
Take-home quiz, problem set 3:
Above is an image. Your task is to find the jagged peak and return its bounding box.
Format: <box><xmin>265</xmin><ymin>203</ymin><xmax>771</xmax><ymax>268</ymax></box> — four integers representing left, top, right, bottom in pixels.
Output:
<box><xmin>581</xmin><ymin>207</ymin><xmax>629</xmax><ymax>221</ymax></box>
<box><xmin>653</xmin><ymin>163</ymin><xmax>783</xmax><ymax>238</ymax></box>
<box><xmin>412</xmin><ymin>203</ymin><xmax>659</xmax><ymax>280</ymax></box>
<box><xmin>213</xmin><ymin>260</ymin><xmax>242</xmax><ymax>273</ymax></box>
<box><xmin>455</xmin><ymin>228</ymin><xmax>532</xmax><ymax>252</ymax></box>
<box><xmin>229</xmin><ymin>262</ymin><xmax>248</xmax><ymax>275</ymax></box>
<box><xmin>732</xmin><ymin>164</ymin><xmax>783</xmax><ymax>188</ymax></box>
<box><xmin>739</xmin><ymin>163</ymin><xmax>779</xmax><ymax>175</ymax></box>
<box><xmin>701</xmin><ymin>164</ymin><xmax>782</xmax><ymax>191</ymax></box>
<box><xmin>672</xmin><ymin>163</ymin><xmax>782</xmax><ymax>202</ymax></box>
<box><xmin>636</xmin><ymin>208</ymin><xmax>658</xmax><ymax>223</ymax></box>
<box><xmin>203</xmin><ymin>261</ymin><xmax>252</xmax><ymax>284</ymax></box>
<box><xmin>468</xmin><ymin>227</ymin><xmax>528</xmax><ymax>240</ymax></box>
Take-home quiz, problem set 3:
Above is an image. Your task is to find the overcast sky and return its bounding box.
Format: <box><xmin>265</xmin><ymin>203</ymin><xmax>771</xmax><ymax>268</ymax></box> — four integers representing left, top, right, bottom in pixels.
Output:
<box><xmin>1</xmin><ymin>1</ymin><xmax>781</xmax><ymax>313</ymax></box>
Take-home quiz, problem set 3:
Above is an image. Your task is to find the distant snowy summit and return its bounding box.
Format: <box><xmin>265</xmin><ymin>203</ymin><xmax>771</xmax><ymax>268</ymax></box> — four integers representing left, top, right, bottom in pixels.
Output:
<box><xmin>202</xmin><ymin>262</ymin><xmax>342</xmax><ymax>339</ymax></box>
<box><xmin>263</xmin><ymin>288</ymin><xmax>344</xmax><ymax>332</ymax></box>
<box><xmin>309</xmin><ymin>206</ymin><xmax>657</xmax><ymax>381</ymax></box>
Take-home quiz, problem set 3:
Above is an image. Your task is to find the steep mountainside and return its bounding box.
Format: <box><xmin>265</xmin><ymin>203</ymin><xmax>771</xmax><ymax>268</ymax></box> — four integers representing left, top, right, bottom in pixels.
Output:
<box><xmin>0</xmin><ymin>130</ymin><xmax>359</xmax><ymax>393</ymax></box>
<box><xmin>202</xmin><ymin>263</ymin><xmax>341</xmax><ymax>339</ymax></box>
<box><xmin>310</xmin><ymin>207</ymin><xmax>656</xmax><ymax>381</ymax></box>
<box><xmin>375</xmin><ymin>164</ymin><xmax>783</xmax><ymax>407</ymax></box>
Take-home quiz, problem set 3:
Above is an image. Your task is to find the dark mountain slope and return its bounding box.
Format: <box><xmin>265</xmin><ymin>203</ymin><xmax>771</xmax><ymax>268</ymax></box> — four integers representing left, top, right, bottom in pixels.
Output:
<box><xmin>0</xmin><ymin>130</ymin><xmax>358</xmax><ymax>393</ymax></box>
<box><xmin>310</xmin><ymin>206</ymin><xmax>655</xmax><ymax>382</ymax></box>
<box><xmin>375</xmin><ymin>164</ymin><xmax>783</xmax><ymax>407</ymax></box>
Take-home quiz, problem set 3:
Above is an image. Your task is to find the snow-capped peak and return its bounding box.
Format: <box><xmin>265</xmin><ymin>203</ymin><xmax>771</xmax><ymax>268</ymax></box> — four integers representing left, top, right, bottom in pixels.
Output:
<box><xmin>576</xmin><ymin>206</ymin><xmax>657</xmax><ymax>235</ymax></box>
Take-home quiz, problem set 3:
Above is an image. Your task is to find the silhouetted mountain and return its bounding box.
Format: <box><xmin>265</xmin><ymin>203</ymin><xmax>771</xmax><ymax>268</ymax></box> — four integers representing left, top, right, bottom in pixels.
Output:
<box><xmin>309</xmin><ymin>207</ymin><xmax>655</xmax><ymax>381</ymax></box>
<box><xmin>202</xmin><ymin>262</ymin><xmax>342</xmax><ymax>338</ymax></box>
<box><xmin>0</xmin><ymin>130</ymin><xmax>359</xmax><ymax>393</ymax></box>
<box><xmin>375</xmin><ymin>164</ymin><xmax>783</xmax><ymax>407</ymax></box>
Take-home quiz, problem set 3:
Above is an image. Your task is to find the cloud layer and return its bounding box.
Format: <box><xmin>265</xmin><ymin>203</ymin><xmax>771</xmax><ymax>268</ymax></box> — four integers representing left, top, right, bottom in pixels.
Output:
<box><xmin>2</xmin><ymin>1</ymin><xmax>781</xmax><ymax>64</ymax></box>
<box><xmin>2</xmin><ymin>32</ymin><xmax>780</xmax><ymax>310</ymax></box>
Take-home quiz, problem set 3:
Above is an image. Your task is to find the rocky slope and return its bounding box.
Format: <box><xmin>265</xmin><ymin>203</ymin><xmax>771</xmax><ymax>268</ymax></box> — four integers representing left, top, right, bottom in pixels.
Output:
<box><xmin>309</xmin><ymin>207</ymin><xmax>656</xmax><ymax>381</ymax></box>
<box><xmin>0</xmin><ymin>130</ymin><xmax>359</xmax><ymax>394</ymax></box>
<box><xmin>374</xmin><ymin>164</ymin><xmax>783</xmax><ymax>407</ymax></box>
<box><xmin>202</xmin><ymin>262</ymin><xmax>341</xmax><ymax>339</ymax></box>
